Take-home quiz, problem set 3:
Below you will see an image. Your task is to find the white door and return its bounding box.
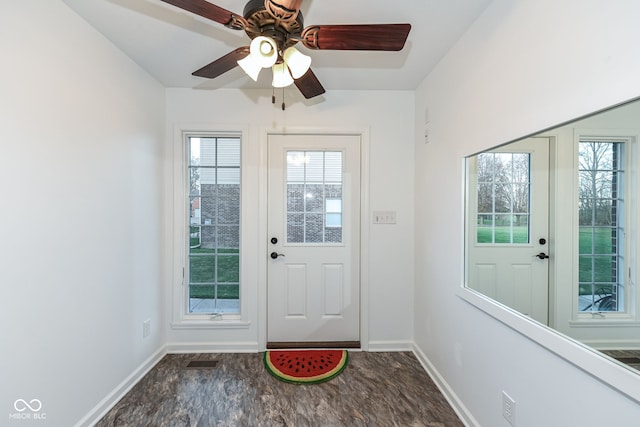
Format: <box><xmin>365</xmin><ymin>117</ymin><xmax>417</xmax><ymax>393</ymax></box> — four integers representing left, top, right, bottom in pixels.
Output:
<box><xmin>267</xmin><ymin>134</ymin><xmax>360</xmax><ymax>345</ymax></box>
<box><xmin>467</xmin><ymin>138</ymin><xmax>550</xmax><ymax>324</ymax></box>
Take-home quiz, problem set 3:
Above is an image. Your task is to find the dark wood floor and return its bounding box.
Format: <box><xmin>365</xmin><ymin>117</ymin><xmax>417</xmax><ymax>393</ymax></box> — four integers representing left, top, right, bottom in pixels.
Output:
<box><xmin>97</xmin><ymin>351</ymin><xmax>463</xmax><ymax>426</ymax></box>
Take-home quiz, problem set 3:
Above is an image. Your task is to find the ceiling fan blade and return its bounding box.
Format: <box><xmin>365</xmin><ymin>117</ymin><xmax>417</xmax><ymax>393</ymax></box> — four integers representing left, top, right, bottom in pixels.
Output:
<box><xmin>301</xmin><ymin>24</ymin><xmax>411</xmax><ymax>51</ymax></box>
<box><xmin>294</xmin><ymin>68</ymin><xmax>325</xmax><ymax>99</ymax></box>
<box><xmin>192</xmin><ymin>47</ymin><xmax>250</xmax><ymax>79</ymax></box>
<box><xmin>160</xmin><ymin>0</ymin><xmax>246</xmax><ymax>29</ymax></box>
<box><xmin>264</xmin><ymin>0</ymin><xmax>303</xmax><ymax>22</ymax></box>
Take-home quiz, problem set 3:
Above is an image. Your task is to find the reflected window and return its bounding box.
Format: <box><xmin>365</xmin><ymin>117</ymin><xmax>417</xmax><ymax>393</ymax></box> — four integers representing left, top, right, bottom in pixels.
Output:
<box><xmin>578</xmin><ymin>140</ymin><xmax>625</xmax><ymax>312</ymax></box>
<box><xmin>475</xmin><ymin>152</ymin><xmax>531</xmax><ymax>244</ymax></box>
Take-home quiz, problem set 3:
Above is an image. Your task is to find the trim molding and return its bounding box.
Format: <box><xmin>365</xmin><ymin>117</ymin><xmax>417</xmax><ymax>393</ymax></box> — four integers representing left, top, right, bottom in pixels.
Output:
<box><xmin>74</xmin><ymin>346</ymin><xmax>167</xmax><ymax>427</ymax></box>
<box><xmin>367</xmin><ymin>340</ymin><xmax>413</xmax><ymax>352</ymax></box>
<box><xmin>165</xmin><ymin>341</ymin><xmax>260</xmax><ymax>353</ymax></box>
<box><xmin>170</xmin><ymin>320</ymin><xmax>252</xmax><ymax>330</ymax></box>
<box><xmin>580</xmin><ymin>338</ymin><xmax>640</xmax><ymax>350</ymax></box>
<box><xmin>412</xmin><ymin>343</ymin><xmax>479</xmax><ymax>427</ymax></box>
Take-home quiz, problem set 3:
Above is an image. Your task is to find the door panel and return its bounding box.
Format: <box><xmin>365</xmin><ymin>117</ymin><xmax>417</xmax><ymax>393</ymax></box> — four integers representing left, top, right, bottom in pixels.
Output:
<box><xmin>267</xmin><ymin>134</ymin><xmax>361</xmax><ymax>344</ymax></box>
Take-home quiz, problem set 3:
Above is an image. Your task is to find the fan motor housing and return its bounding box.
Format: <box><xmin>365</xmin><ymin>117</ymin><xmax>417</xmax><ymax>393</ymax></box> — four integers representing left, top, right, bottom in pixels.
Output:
<box><xmin>243</xmin><ymin>0</ymin><xmax>303</xmax><ymax>49</ymax></box>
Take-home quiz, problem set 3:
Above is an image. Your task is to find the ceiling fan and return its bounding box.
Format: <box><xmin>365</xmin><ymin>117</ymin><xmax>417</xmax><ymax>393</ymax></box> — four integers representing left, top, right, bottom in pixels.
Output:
<box><xmin>160</xmin><ymin>0</ymin><xmax>411</xmax><ymax>103</ymax></box>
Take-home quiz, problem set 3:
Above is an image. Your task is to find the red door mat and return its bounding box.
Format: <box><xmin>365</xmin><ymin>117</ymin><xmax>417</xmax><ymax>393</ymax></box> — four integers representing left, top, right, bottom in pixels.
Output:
<box><xmin>264</xmin><ymin>350</ymin><xmax>348</xmax><ymax>384</ymax></box>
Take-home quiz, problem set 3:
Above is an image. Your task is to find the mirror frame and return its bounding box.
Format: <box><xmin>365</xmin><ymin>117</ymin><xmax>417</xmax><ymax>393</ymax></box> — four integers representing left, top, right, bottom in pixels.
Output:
<box><xmin>457</xmin><ymin>96</ymin><xmax>640</xmax><ymax>404</ymax></box>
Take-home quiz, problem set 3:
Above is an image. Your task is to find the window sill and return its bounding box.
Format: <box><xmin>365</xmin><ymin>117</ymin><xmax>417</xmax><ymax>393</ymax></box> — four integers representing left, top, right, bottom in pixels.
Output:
<box><xmin>171</xmin><ymin>319</ymin><xmax>251</xmax><ymax>330</ymax></box>
<box><xmin>568</xmin><ymin>318</ymin><xmax>640</xmax><ymax>328</ymax></box>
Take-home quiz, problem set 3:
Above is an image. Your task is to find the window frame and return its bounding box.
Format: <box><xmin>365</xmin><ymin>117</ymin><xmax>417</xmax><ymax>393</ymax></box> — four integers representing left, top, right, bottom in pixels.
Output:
<box><xmin>171</xmin><ymin>126</ymin><xmax>250</xmax><ymax>330</ymax></box>
<box><xmin>573</xmin><ymin>133</ymin><xmax>638</xmax><ymax>323</ymax></box>
<box><xmin>186</xmin><ymin>135</ymin><xmax>241</xmax><ymax>316</ymax></box>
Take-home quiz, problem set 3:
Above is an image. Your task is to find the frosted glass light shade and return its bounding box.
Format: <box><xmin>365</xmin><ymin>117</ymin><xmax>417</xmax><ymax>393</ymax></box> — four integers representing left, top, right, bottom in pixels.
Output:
<box><xmin>250</xmin><ymin>36</ymin><xmax>278</xmax><ymax>68</ymax></box>
<box><xmin>237</xmin><ymin>55</ymin><xmax>261</xmax><ymax>81</ymax></box>
<box><xmin>272</xmin><ymin>62</ymin><xmax>294</xmax><ymax>88</ymax></box>
<box><xmin>283</xmin><ymin>47</ymin><xmax>311</xmax><ymax>79</ymax></box>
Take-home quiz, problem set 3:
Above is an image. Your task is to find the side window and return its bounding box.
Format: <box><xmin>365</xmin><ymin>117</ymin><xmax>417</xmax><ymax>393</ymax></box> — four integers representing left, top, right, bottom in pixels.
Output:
<box><xmin>578</xmin><ymin>140</ymin><xmax>625</xmax><ymax>313</ymax></box>
<box><xmin>187</xmin><ymin>135</ymin><xmax>240</xmax><ymax>315</ymax></box>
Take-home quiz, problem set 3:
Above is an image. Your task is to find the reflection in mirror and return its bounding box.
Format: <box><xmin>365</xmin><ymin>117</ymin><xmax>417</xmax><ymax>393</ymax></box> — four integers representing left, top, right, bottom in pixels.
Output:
<box><xmin>465</xmin><ymin>99</ymin><xmax>640</xmax><ymax>374</ymax></box>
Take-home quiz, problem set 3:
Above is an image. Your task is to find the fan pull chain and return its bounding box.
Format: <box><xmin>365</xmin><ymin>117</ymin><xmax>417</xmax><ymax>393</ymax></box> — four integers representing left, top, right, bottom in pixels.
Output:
<box><xmin>282</xmin><ymin>87</ymin><xmax>286</xmax><ymax>111</ymax></box>
<box><xmin>272</xmin><ymin>87</ymin><xmax>286</xmax><ymax>111</ymax></box>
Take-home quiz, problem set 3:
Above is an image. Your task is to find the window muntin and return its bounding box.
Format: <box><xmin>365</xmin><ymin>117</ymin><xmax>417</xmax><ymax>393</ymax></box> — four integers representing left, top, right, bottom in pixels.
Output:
<box><xmin>475</xmin><ymin>152</ymin><xmax>531</xmax><ymax>244</ymax></box>
<box><xmin>187</xmin><ymin>136</ymin><xmax>240</xmax><ymax>314</ymax></box>
<box><xmin>286</xmin><ymin>151</ymin><xmax>343</xmax><ymax>244</ymax></box>
<box><xmin>578</xmin><ymin>140</ymin><xmax>625</xmax><ymax>313</ymax></box>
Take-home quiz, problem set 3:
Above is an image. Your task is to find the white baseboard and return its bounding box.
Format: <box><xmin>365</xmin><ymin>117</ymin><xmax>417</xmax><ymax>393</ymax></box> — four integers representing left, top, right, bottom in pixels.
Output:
<box><xmin>366</xmin><ymin>340</ymin><xmax>414</xmax><ymax>352</ymax></box>
<box><xmin>412</xmin><ymin>343</ymin><xmax>479</xmax><ymax>427</ymax></box>
<box><xmin>580</xmin><ymin>338</ymin><xmax>640</xmax><ymax>350</ymax></box>
<box><xmin>74</xmin><ymin>346</ymin><xmax>167</xmax><ymax>427</ymax></box>
<box><xmin>165</xmin><ymin>341</ymin><xmax>260</xmax><ymax>354</ymax></box>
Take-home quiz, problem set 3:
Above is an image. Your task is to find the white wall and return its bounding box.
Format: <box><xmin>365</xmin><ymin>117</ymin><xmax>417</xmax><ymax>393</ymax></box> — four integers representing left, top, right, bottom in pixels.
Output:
<box><xmin>0</xmin><ymin>1</ymin><xmax>165</xmax><ymax>425</ymax></box>
<box><xmin>165</xmin><ymin>89</ymin><xmax>415</xmax><ymax>351</ymax></box>
<box><xmin>414</xmin><ymin>0</ymin><xmax>640</xmax><ymax>426</ymax></box>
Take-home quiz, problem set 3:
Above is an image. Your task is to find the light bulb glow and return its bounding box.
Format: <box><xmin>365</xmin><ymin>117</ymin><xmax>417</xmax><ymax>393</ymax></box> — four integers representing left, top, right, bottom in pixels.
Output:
<box><xmin>259</xmin><ymin>41</ymin><xmax>273</xmax><ymax>55</ymax></box>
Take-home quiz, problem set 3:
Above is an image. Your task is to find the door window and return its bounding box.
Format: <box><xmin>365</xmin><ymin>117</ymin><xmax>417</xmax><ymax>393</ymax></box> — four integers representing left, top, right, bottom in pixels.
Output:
<box><xmin>286</xmin><ymin>151</ymin><xmax>343</xmax><ymax>244</ymax></box>
<box><xmin>475</xmin><ymin>152</ymin><xmax>531</xmax><ymax>244</ymax></box>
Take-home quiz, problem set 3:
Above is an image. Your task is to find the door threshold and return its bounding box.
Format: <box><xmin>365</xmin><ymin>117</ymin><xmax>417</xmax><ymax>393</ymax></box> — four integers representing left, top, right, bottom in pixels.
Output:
<box><xmin>267</xmin><ymin>341</ymin><xmax>361</xmax><ymax>350</ymax></box>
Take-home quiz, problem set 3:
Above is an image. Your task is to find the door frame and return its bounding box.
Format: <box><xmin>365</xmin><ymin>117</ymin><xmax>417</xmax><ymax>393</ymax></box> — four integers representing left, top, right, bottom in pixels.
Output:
<box><xmin>257</xmin><ymin>127</ymin><xmax>371</xmax><ymax>351</ymax></box>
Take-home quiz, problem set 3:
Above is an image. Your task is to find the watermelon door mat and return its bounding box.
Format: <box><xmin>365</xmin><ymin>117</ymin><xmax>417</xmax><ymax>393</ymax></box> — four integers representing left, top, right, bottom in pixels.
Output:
<box><xmin>264</xmin><ymin>350</ymin><xmax>348</xmax><ymax>384</ymax></box>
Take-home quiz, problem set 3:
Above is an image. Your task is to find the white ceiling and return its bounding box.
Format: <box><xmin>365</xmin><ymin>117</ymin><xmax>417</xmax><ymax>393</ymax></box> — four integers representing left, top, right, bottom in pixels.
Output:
<box><xmin>62</xmin><ymin>0</ymin><xmax>492</xmax><ymax>91</ymax></box>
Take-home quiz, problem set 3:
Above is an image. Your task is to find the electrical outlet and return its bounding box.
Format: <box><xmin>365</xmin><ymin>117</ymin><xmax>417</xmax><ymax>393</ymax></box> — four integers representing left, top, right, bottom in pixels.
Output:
<box><xmin>143</xmin><ymin>319</ymin><xmax>151</xmax><ymax>338</ymax></box>
<box><xmin>502</xmin><ymin>391</ymin><xmax>516</xmax><ymax>426</ymax></box>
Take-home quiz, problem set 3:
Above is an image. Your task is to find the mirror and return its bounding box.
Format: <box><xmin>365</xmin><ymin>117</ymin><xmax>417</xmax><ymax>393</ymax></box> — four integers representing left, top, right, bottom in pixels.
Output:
<box><xmin>465</xmin><ymin>98</ymin><xmax>640</xmax><ymax>374</ymax></box>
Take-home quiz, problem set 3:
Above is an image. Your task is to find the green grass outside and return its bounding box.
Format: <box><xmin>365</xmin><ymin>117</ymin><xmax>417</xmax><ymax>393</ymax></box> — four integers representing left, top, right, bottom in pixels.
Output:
<box><xmin>189</xmin><ymin>247</ymin><xmax>239</xmax><ymax>299</ymax></box>
<box><xmin>477</xmin><ymin>226</ymin><xmax>616</xmax><ymax>297</ymax></box>
<box><xmin>476</xmin><ymin>226</ymin><xmax>529</xmax><ymax>244</ymax></box>
<box><xmin>578</xmin><ymin>227</ymin><xmax>616</xmax><ymax>296</ymax></box>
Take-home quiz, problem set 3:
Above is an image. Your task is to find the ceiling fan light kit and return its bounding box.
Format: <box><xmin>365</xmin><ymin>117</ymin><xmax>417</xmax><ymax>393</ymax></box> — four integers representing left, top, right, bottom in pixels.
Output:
<box><xmin>249</xmin><ymin>36</ymin><xmax>278</xmax><ymax>68</ymax></box>
<box><xmin>272</xmin><ymin>62</ymin><xmax>294</xmax><ymax>88</ymax></box>
<box><xmin>282</xmin><ymin>46</ymin><xmax>311</xmax><ymax>79</ymax></box>
<box><xmin>237</xmin><ymin>55</ymin><xmax>262</xmax><ymax>81</ymax></box>
<box><xmin>160</xmin><ymin>0</ymin><xmax>411</xmax><ymax>103</ymax></box>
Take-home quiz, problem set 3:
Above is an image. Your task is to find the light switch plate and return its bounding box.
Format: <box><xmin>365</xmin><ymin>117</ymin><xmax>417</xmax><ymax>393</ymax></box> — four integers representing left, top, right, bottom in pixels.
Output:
<box><xmin>373</xmin><ymin>211</ymin><xmax>397</xmax><ymax>224</ymax></box>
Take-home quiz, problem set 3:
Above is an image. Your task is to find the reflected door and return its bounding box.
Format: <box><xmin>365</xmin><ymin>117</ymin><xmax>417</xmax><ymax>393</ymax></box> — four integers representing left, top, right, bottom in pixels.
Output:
<box><xmin>267</xmin><ymin>134</ymin><xmax>361</xmax><ymax>346</ymax></box>
<box><xmin>467</xmin><ymin>138</ymin><xmax>550</xmax><ymax>323</ymax></box>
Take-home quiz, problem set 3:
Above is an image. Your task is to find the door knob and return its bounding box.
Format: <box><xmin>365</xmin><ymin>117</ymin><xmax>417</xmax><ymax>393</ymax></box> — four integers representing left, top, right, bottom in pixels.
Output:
<box><xmin>535</xmin><ymin>252</ymin><xmax>549</xmax><ymax>260</ymax></box>
<box><xmin>270</xmin><ymin>252</ymin><xmax>285</xmax><ymax>259</ymax></box>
